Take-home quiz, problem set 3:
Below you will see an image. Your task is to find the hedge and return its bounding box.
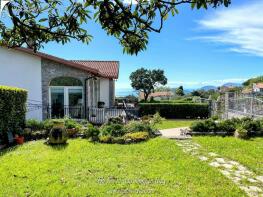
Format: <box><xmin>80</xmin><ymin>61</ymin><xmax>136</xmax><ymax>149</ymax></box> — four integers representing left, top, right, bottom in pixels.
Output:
<box><xmin>0</xmin><ymin>85</ymin><xmax>27</xmax><ymax>135</ymax></box>
<box><xmin>139</xmin><ymin>103</ymin><xmax>209</xmax><ymax>119</ymax></box>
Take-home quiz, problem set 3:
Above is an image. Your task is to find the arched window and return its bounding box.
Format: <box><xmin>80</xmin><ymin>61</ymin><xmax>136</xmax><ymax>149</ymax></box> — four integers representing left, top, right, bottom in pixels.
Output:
<box><xmin>50</xmin><ymin>77</ymin><xmax>83</xmax><ymax>86</ymax></box>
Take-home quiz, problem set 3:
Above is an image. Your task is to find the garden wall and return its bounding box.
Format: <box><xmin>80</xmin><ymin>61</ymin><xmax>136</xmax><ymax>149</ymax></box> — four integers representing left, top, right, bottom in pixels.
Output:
<box><xmin>139</xmin><ymin>103</ymin><xmax>209</xmax><ymax>119</ymax></box>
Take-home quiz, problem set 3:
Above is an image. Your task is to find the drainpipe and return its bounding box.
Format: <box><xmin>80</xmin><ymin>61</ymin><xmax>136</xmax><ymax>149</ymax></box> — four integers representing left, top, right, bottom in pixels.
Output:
<box><xmin>84</xmin><ymin>78</ymin><xmax>88</xmax><ymax>119</ymax></box>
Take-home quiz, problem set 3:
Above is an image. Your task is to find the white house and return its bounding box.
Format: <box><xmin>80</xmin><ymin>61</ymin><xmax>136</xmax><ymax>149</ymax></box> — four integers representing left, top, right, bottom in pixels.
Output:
<box><xmin>0</xmin><ymin>47</ymin><xmax>119</xmax><ymax>121</ymax></box>
<box><xmin>252</xmin><ymin>83</ymin><xmax>263</xmax><ymax>93</ymax></box>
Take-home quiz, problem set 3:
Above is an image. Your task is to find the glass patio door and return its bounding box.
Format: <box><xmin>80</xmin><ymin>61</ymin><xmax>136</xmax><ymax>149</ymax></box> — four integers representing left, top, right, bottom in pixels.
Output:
<box><xmin>50</xmin><ymin>87</ymin><xmax>83</xmax><ymax>119</ymax></box>
<box><xmin>68</xmin><ymin>88</ymin><xmax>83</xmax><ymax>119</ymax></box>
<box><xmin>50</xmin><ymin>87</ymin><xmax>65</xmax><ymax>118</ymax></box>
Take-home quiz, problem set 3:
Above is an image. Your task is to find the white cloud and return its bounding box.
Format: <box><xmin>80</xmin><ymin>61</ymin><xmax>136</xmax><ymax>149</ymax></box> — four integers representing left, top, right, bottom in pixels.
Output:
<box><xmin>195</xmin><ymin>1</ymin><xmax>263</xmax><ymax>57</ymax></box>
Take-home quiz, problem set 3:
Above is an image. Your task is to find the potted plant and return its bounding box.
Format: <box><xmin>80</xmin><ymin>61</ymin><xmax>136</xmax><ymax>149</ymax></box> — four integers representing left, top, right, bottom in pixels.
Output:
<box><xmin>15</xmin><ymin>130</ymin><xmax>24</xmax><ymax>145</ymax></box>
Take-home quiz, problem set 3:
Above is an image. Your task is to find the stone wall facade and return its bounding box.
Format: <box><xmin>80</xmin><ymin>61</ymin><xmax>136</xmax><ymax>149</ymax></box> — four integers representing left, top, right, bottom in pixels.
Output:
<box><xmin>41</xmin><ymin>59</ymin><xmax>92</xmax><ymax>119</ymax></box>
<box><xmin>41</xmin><ymin>59</ymin><xmax>115</xmax><ymax>119</ymax></box>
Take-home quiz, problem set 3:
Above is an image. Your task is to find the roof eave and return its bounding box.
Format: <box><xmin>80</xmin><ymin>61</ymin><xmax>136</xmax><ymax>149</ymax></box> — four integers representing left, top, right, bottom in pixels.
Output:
<box><xmin>15</xmin><ymin>47</ymin><xmax>100</xmax><ymax>76</ymax></box>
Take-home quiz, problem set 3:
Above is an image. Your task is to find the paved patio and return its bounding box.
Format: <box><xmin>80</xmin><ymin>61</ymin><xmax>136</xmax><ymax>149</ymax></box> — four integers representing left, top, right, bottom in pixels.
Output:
<box><xmin>159</xmin><ymin>127</ymin><xmax>191</xmax><ymax>139</ymax></box>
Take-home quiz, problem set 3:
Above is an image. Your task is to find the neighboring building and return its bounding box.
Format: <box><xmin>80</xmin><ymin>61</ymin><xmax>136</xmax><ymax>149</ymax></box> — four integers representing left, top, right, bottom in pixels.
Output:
<box><xmin>0</xmin><ymin>47</ymin><xmax>119</xmax><ymax>120</ymax></box>
<box><xmin>252</xmin><ymin>83</ymin><xmax>263</xmax><ymax>93</ymax></box>
<box><xmin>139</xmin><ymin>91</ymin><xmax>173</xmax><ymax>101</ymax></box>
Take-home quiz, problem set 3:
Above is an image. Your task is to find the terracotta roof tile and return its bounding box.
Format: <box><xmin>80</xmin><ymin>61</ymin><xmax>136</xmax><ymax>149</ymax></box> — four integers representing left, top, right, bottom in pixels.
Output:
<box><xmin>71</xmin><ymin>60</ymin><xmax>119</xmax><ymax>79</ymax></box>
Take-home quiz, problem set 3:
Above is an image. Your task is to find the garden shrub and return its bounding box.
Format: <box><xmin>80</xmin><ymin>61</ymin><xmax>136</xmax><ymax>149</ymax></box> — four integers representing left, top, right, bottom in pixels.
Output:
<box><xmin>43</xmin><ymin>119</ymin><xmax>54</xmax><ymax>131</ymax></box>
<box><xmin>217</xmin><ymin>119</ymin><xmax>236</xmax><ymax>134</ymax></box>
<box><xmin>0</xmin><ymin>85</ymin><xmax>27</xmax><ymax>136</ymax></box>
<box><xmin>65</xmin><ymin>119</ymin><xmax>82</xmax><ymax>137</ymax></box>
<box><xmin>190</xmin><ymin>119</ymin><xmax>217</xmax><ymax>132</ymax></box>
<box><xmin>111</xmin><ymin>136</ymin><xmax>125</xmax><ymax>144</ymax></box>
<box><xmin>234</xmin><ymin>127</ymin><xmax>249</xmax><ymax>139</ymax></box>
<box><xmin>26</xmin><ymin>119</ymin><xmax>44</xmax><ymax>131</ymax></box>
<box><xmin>100</xmin><ymin>123</ymin><xmax>124</xmax><ymax>137</ymax></box>
<box><xmin>139</xmin><ymin>103</ymin><xmax>209</xmax><ymax>119</ymax></box>
<box><xmin>108</xmin><ymin>116</ymin><xmax>123</xmax><ymax>125</ymax></box>
<box><xmin>241</xmin><ymin>118</ymin><xmax>261</xmax><ymax>133</ymax></box>
<box><xmin>190</xmin><ymin>121</ymin><xmax>207</xmax><ymax>132</ymax></box>
<box><xmin>190</xmin><ymin>117</ymin><xmax>263</xmax><ymax>137</ymax></box>
<box><xmin>99</xmin><ymin>135</ymin><xmax>112</xmax><ymax>143</ymax></box>
<box><xmin>65</xmin><ymin>119</ymin><xmax>79</xmax><ymax>129</ymax></box>
<box><xmin>123</xmin><ymin>132</ymin><xmax>149</xmax><ymax>143</ymax></box>
<box><xmin>84</xmin><ymin>124</ymin><xmax>100</xmax><ymax>141</ymax></box>
<box><xmin>31</xmin><ymin>130</ymin><xmax>49</xmax><ymax>140</ymax></box>
<box><xmin>123</xmin><ymin>121</ymin><xmax>153</xmax><ymax>135</ymax></box>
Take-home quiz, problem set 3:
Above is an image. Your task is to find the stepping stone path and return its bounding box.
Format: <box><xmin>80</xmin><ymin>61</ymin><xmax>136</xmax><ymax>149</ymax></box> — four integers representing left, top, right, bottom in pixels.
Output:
<box><xmin>176</xmin><ymin>139</ymin><xmax>263</xmax><ymax>197</ymax></box>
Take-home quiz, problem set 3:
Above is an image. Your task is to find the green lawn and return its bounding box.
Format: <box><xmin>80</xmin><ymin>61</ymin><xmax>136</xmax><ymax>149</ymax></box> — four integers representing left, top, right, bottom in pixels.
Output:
<box><xmin>157</xmin><ymin>119</ymin><xmax>195</xmax><ymax>130</ymax></box>
<box><xmin>194</xmin><ymin>137</ymin><xmax>263</xmax><ymax>175</ymax></box>
<box><xmin>0</xmin><ymin>138</ymin><xmax>244</xmax><ymax>196</ymax></box>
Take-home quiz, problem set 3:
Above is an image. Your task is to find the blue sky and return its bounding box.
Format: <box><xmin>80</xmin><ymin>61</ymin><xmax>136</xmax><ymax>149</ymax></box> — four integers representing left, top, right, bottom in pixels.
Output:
<box><xmin>39</xmin><ymin>0</ymin><xmax>263</xmax><ymax>94</ymax></box>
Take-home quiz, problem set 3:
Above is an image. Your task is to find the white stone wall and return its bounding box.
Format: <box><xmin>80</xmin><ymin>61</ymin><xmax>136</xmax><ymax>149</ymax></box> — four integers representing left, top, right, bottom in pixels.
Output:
<box><xmin>100</xmin><ymin>78</ymin><xmax>110</xmax><ymax>107</ymax></box>
<box><xmin>0</xmin><ymin>47</ymin><xmax>42</xmax><ymax>120</ymax></box>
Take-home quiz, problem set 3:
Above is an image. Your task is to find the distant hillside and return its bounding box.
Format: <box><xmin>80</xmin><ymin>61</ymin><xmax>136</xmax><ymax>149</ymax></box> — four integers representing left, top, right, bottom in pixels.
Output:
<box><xmin>222</xmin><ymin>82</ymin><xmax>242</xmax><ymax>87</ymax></box>
<box><xmin>200</xmin><ymin>86</ymin><xmax>217</xmax><ymax>91</ymax></box>
<box><xmin>243</xmin><ymin>76</ymin><xmax>263</xmax><ymax>87</ymax></box>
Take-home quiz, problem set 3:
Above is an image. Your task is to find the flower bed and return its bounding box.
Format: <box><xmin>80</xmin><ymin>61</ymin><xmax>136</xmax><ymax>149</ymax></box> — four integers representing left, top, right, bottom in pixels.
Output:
<box><xmin>22</xmin><ymin>113</ymin><xmax>163</xmax><ymax>145</ymax></box>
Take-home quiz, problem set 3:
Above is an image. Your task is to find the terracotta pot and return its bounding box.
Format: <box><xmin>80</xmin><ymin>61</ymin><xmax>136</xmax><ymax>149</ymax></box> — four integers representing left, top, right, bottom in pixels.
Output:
<box><xmin>15</xmin><ymin>136</ymin><xmax>24</xmax><ymax>144</ymax></box>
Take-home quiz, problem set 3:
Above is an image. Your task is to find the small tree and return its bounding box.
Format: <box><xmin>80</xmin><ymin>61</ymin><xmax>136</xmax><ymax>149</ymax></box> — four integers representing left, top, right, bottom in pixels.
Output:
<box><xmin>175</xmin><ymin>86</ymin><xmax>184</xmax><ymax>96</ymax></box>
<box><xmin>130</xmin><ymin>68</ymin><xmax>167</xmax><ymax>101</ymax></box>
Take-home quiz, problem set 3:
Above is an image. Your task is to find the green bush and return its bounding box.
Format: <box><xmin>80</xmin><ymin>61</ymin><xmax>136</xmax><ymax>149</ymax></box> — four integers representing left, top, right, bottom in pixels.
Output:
<box><xmin>123</xmin><ymin>132</ymin><xmax>149</xmax><ymax>143</ymax></box>
<box><xmin>190</xmin><ymin>121</ymin><xmax>207</xmax><ymax>132</ymax></box>
<box><xmin>100</xmin><ymin>123</ymin><xmax>124</xmax><ymax>137</ymax></box>
<box><xmin>65</xmin><ymin>119</ymin><xmax>79</xmax><ymax>129</ymax></box>
<box><xmin>190</xmin><ymin>119</ymin><xmax>217</xmax><ymax>132</ymax></box>
<box><xmin>123</xmin><ymin>121</ymin><xmax>153</xmax><ymax>135</ymax></box>
<box><xmin>112</xmin><ymin>136</ymin><xmax>125</xmax><ymax>144</ymax></box>
<box><xmin>241</xmin><ymin>118</ymin><xmax>261</xmax><ymax>132</ymax></box>
<box><xmin>139</xmin><ymin>103</ymin><xmax>209</xmax><ymax>119</ymax></box>
<box><xmin>108</xmin><ymin>116</ymin><xmax>123</xmax><ymax>125</ymax></box>
<box><xmin>234</xmin><ymin>127</ymin><xmax>249</xmax><ymax>139</ymax></box>
<box><xmin>84</xmin><ymin>124</ymin><xmax>100</xmax><ymax>141</ymax></box>
<box><xmin>99</xmin><ymin>135</ymin><xmax>112</xmax><ymax>143</ymax></box>
<box><xmin>43</xmin><ymin>119</ymin><xmax>54</xmax><ymax>131</ymax></box>
<box><xmin>190</xmin><ymin>117</ymin><xmax>263</xmax><ymax>136</ymax></box>
<box><xmin>26</xmin><ymin>119</ymin><xmax>44</xmax><ymax>131</ymax></box>
<box><xmin>0</xmin><ymin>85</ymin><xmax>27</xmax><ymax>135</ymax></box>
<box><xmin>217</xmin><ymin>119</ymin><xmax>236</xmax><ymax>134</ymax></box>
<box><xmin>31</xmin><ymin>130</ymin><xmax>49</xmax><ymax>140</ymax></box>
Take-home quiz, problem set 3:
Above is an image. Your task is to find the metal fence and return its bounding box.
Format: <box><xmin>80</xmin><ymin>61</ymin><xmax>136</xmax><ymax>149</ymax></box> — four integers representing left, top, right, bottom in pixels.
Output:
<box><xmin>228</xmin><ymin>95</ymin><xmax>263</xmax><ymax>118</ymax></box>
<box><xmin>211</xmin><ymin>92</ymin><xmax>263</xmax><ymax>119</ymax></box>
<box><xmin>87</xmin><ymin>107</ymin><xmax>139</xmax><ymax>124</ymax></box>
<box><xmin>43</xmin><ymin>104</ymin><xmax>139</xmax><ymax>124</ymax></box>
<box><xmin>47</xmin><ymin>105</ymin><xmax>84</xmax><ymax>119</ymax></box>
